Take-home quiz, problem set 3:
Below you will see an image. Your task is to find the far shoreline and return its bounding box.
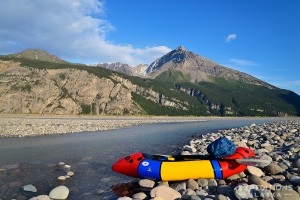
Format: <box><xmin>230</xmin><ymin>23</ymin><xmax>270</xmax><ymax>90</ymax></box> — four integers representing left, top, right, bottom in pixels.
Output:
<box><xmin>0</xmin><ymin>114</ymin><xmax>298</xmax><ymax>138</ymax></box>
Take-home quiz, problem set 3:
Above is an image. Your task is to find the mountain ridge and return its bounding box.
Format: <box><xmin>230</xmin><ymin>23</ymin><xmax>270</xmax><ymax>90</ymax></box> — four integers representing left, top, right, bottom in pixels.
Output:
<box><xmin>6</xmin><ymin>49</ymin><xmax>68</xmax><ymax>64</ymax></box>
<box><xmin>145</xmin><ymin>46</ymin><xmax>274</xmax><ymax>89</ymax></box>
<box><xmin>0</xmin><ymin>48</ymin><xmax>299</xmax><ymax>116</ymax></box>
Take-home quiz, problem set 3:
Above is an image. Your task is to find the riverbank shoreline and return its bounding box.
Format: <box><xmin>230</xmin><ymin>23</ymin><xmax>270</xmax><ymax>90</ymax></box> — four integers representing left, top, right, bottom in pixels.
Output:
<box><xmin>0</xmin><ymin>115</ymin><xmax>208</xmax><ymax>138</ymax></box>
<box><xmin>0</xmin><ymin>115</ymin><xmax>297</xmax><ymax>138</ymax></box>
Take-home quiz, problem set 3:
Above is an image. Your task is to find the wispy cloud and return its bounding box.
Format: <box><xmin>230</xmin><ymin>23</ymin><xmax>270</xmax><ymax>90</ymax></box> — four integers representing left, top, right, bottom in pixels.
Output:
<box><xmin>225</xmin><ymin>34</ymin><xmax>237</xmax><ymax>43</ymax></box>
<box><xmin>0</xmin><ymin>0</ymin><xmax>171</xmax><ymax>65</ymax></box>
<box><xmin>229</xmin><ymin>58</ymin><xmax>258</xmax><ymax>67</ymax></box>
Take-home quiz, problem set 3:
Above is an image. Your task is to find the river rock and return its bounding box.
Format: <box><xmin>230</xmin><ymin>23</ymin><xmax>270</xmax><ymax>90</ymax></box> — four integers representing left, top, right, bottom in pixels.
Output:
<box><xmin>265</xmin><ymin>163</ymin><xmax>284</xmax><ymax>175</ymax></box>
<box><xmin>190</xmin><ymin>195</ymin><xmax>202</xmax><ymax>200</ymax></box>
<box><xmin>117</xmin><ymin>197</ymin><xmax>132</xmax><ymax>200</ymax></box>
<box><xmin>248</xmin><ymin>174</ymin><xmax>274</xmax><ymax>190</ymax></box>
<box><xmin>150</xmin><ymin>185</ymin><xmax>181</xmax><ymax>199</ymax></box>
<box><xmin>22</xmin><ymin>184</ymin><xmax>37</xmax><ymax>192</ymax></box>
<box><xmin>208</xmin><ymin>179</ymin><xmax>217</xmax><ymax>186</ymax></box>
<box><xmin>182</xmin><ymin>188</ymin><xmax>197</xmax><ymax>199</ymax></box>
<box><xmin>67</xmin><ymin>171</ymin><xmax>74</xmax><ymax>176</ymax></box>
<box><xmin>139</xmin><ymin>179</ymin><xmax>155</xmax><ymax>188</ymax></box>
<box><xmin>170</xmin><ymin>181</ymin><xmax>186</xmax><ymax>193</ymax></box>
<box><xmin>187</xmin><ymin>178</ymin><xmax>199</xmax><ymax>190</ymax></box>
<box><xmin>247</xmin><ymin>166</ymin><xmax>265</xmax><ymax>177</ymax></box>
<box><xmin>234</xmin><ymin>184</ymin><xmax>259</xmax><ymax>199</ymax></box>
<box><xmin>289</xmin><ymin>175</ymin><xmax>300</xmax><ymax>186</ymax></box>
<box><xmin>259</xmin><ymin>189</ymin><xmax>274</xmax><ymax>200</ymax></box>
<box><xmin>49</xmin><ymin>185</ymin><xmax>69</xmax><ymax>200</ymax></box>
<box><xmin>196</xmin><ymin>189</ymin><xmax>208</xmax><ymax>196</ymax></box>
<box><xmin>132</xmin><ymin>192</ymin><xmax>147</xmax><ymax>199</ymax></box>
<box><xmin>294</xmin><ymin>158</ymin><xmax>300</xmax><ymax>168</ymax></box>
<box><xmin>216</xmin><ymin>194</ymin><xmax>229</xmax><ymax>200</ymax></box>
<box><xmin>58</xmin><ymin>176</ymin><xmax>66</xmax><ymax>181</ymax></box>
<box><xmin>29</xmin><ymin>195</ymin><xmax>51</xmax><ymax>200</ymax></box>
<box><xmin>274</xmin><ymin>188</ymin><xmax>300</xmax><ymax>200</ymax></box>
<box><xmin>197</xmin><ymin>178</ymin><xmax>208</xmax><ymax>187</ymax></box>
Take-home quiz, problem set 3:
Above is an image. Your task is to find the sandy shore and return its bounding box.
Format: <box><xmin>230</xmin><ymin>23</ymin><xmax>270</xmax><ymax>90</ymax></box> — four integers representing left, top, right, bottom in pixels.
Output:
<box><xmin>0</xmin><ymin>114</ymin><xmax>207</xmax><ymax>138</ymax></box>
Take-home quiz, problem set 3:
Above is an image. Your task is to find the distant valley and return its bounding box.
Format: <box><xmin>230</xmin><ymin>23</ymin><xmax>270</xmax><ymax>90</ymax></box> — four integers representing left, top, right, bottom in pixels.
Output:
<box><xmin>0</xmin><ymin>47</ymin><xmax>299</xmax><ymax>116</ymax></box>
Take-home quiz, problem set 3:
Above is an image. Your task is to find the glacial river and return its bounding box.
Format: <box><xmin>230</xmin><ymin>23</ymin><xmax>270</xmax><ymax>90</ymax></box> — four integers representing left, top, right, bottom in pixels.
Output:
<box><xmin>0</xmin><ymin>118</ymin><xmax>280</xmax><ymax>199</ymax></box>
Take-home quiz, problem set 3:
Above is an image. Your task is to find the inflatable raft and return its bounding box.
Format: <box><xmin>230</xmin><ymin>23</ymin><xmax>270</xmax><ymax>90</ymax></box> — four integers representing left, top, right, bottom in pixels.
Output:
<box><xmin>112</xmin><ymin>147</ymin><xmax>254</xmax><ymax>181</ymax></box>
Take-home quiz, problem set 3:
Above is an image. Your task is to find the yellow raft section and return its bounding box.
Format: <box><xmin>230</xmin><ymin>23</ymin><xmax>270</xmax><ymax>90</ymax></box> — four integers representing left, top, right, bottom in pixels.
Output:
<box><xmin>160</xmin><ymin>160</ymin><xmax>215</xmax><ymax>181</ymax></box>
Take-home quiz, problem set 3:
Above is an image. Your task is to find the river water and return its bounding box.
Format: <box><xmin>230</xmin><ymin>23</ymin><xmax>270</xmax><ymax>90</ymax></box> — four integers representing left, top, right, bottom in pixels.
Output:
<box><xmin>0</xmin><ymin>118</ymin><xmax>279</xmax><ymax>199</ymax></box>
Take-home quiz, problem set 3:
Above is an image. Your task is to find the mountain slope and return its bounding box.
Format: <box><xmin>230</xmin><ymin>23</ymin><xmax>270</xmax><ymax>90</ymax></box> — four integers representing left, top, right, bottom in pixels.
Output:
<box><xmin>146</xmin><ymin>46</ymin><xmax>274</xmax><ymax>89</ymax></box>
<box><xmin>0</xmin><ymin>48</ymin><xmax>299</xmax><ymax>116</ymax></box>
<box><xmin>146</xmin><ymin>46</ymin><xmax>300</xmax><ymax>116</ymax></box>
<box><xmin>91</xmin><ymin>62</ymin><xmax>148</xmax><ymax>77</ymax></box>
<box><xmin>6</xmin><ymin>49</ymin><xmax>67</xmax><ymax>64</ymax></box>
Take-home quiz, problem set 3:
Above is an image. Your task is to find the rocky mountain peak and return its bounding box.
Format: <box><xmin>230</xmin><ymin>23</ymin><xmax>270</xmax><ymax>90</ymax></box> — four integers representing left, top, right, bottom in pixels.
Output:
<box><xmin>175</xmin><ymin>45</ymin><xmax>186</xmax><ymax>51</ymax></box>
<box><xmin>7</xmin><ymin>48</ymin><xmax>67</xmax><ymax>64</ymax></box>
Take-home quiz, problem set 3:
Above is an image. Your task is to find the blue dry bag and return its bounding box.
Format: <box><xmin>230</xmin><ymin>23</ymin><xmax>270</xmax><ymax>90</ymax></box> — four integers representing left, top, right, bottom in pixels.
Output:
<box><xmin>207</xmin><ymin>136</ymin><xmax>236</xmax><ymax>158</ymax></box>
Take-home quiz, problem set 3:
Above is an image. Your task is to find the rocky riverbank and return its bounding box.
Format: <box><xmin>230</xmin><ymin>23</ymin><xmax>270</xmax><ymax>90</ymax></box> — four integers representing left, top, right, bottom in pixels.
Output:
<box><xmin>0</xmin><ymin>115</ymin><xmax>205</xmax><ymax>138</ymax></box>
<box><xmin>116</xmin><ymin>120</ymin><xmax>300</xmax><ymax>200</ymax></box>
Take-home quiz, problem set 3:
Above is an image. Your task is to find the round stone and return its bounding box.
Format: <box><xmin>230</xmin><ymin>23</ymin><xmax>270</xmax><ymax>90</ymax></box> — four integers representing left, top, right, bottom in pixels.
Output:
<box><xmin>187</xmin><ymin>179</ymin><xmax>199</xmax><ymax>190</ymax></box>
<box><xmin>132</xmin><ymin>192</ymin><xmax>147</xmax><ymax>199</ymax></box>
<box><xmin>247</xmin><ymin>166</ymin><xmax>265</xmax><ymax>177</ymax></box>
<box><xmin>197</xmin><ymin>179</ymin><xmax>208</xmax><ymax>187</ymax></box>
<box><xmin>150</xmin><ymin>185</ymin><xmax>181</xmax><ymax>199</ymax></box>
<box><xmin>139</xmin><ymin>179</ymin><xmax>155</xmax><ymax>188</ymax></box>
<box><xmin>58</xmin><ymin>176</ymin><xmax>66</xmax><ymax>181</ymax></box>
<box><xmin>29</xmin><ymin>195</ymin><xmax>51</xmax><ymax>200</ymax></box>
<box><xmin>67</xmin><ymin>171</ymin><xmax>74</xmax><ymax>176</ymax></box>
<box><xmin>49</xmin><ymin>186</ymin><xmax>69</xmax><ymax>200</ymax></box>
<box><xmin>22</xmin><ymin>184</ymin><xmax>37</xmax><ymax>192</ymax></box>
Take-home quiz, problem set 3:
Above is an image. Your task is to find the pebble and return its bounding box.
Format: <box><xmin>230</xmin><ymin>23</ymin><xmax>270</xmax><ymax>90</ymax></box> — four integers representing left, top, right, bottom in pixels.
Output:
<box><xmin>265</xmin><ymin>163</ymin><xmax>284</xmax><ymax>175</ymax></box>
<box><xmin>132</xmin><ymin>192</ymin><xmax>147</xmax><ymax>199</ymax></box>
<box><xmin>187</xmin><ymin>178</ymin><xmax>199</xmax><ymax>190</ymax></box>
<box><xmin>22</xmin><ymin>184</ymin><xmax>37</xmax><ymax>192</ymax></box>
<box><xmin>49</xmin><ymin>186</ymin><xmax>69</xmax><ymax>200</ymax></box>
<box><xmin>247</xmin><ymin>166</ymin><xmax>265</xmax><ymax>177</ymax></box>
<box><xmin>248</xmin><ymin>174</ymin><xmax>274</xmax><ymax>190</ymax></box>
<box><xmin>197</xmin><ymin>178</ymin><xmax>208</xmax><ymax>187</ymax></box>
<box><xmin>29</xmin><ymin>195</ymin><xmax>51</xmax><ymax>200</ymax></box>
<box><xmin>58</xmin><ymin>176</ymin><xmax>66</xmax><ymax>181</ymax></box>
<box><xmin>67</xmin><ymin>171</ymin><xmax>74</xmax><ymax>176</ymax></box>
<box><xmin>139</xmin><ymin>179</ymin><xmax>155</xmax><ymax>188</ymax></box>
<box><xmin>150</xmin><ymin>185</ymin><xmax>181</xmax><ymax>199</ymax></box>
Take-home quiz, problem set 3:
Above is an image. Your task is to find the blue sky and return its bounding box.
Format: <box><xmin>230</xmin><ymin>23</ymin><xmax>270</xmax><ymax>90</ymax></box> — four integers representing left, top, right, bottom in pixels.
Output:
<box><xmin>0</xmin><ymin>0</ymin><xmax>299</xmax><ymax>95</ymax></box>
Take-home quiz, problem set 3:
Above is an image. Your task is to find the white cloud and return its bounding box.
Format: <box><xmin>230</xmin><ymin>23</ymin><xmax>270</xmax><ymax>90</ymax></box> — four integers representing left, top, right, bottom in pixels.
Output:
<box><xmin>225</xmin><ymin>34</ymin><xmax>237</xmax><ymax>43</ymax></box>
<box><xmin>229</xmin><ymin>58</ymin><xmax>258</xmax><ymax>67</ymax></box>
<box><xmin>0</xmin><ymin>0</ymin><xmax>171</xmax><ymax>65</ymax></box>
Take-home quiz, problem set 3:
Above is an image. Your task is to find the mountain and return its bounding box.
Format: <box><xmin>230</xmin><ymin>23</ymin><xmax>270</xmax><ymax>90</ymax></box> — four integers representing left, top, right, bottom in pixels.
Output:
<box><xmin>91</xmin><ymin>62</ymin><xmax>148</xmax><ymax>77</ymax></box>
<box><xmin>6</xmin><ymin>49</ymin><xmax>67</xmax><ymax>64</ymax></box>
<box><xmin>0</xmin><ymin>48</ymin><xmax>299</xmax><ymax>116</ymax></box>
<box><xmin>91</xmin><ymin>62</ymin><xmax>135</xmax><ymax>76</ymax></box>
<box><xmin>146</xmin><ymin>46</ymin><xmax>273</xmax><ymax>89</ymax></box>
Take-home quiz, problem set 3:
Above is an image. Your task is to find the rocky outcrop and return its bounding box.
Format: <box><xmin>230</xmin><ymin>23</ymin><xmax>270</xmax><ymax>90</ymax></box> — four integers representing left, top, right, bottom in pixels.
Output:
<box><xmin>0</xmin><ymin>61</ymin><xmax>134</xmax><ymax>115</ymax></box>
<box><xmin>0</xmin><ymin>60</ymin><xmax>186</xmax><ymax>115</ymax></box>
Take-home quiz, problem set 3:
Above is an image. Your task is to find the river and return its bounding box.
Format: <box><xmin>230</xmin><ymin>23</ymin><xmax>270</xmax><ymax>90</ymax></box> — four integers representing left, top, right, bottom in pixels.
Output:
<box><xmin>0</xmin><ymin>118</ymin><xmax>280</xmax><ymax>199</ymax></box>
